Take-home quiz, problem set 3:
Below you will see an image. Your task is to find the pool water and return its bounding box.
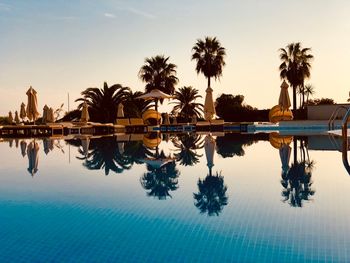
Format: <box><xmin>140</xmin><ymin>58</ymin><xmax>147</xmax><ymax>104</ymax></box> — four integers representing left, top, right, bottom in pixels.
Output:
<box><xmin>0</xmin><ymin>133</ymin><xmax>349</xmax><ymax>262</ymax></box>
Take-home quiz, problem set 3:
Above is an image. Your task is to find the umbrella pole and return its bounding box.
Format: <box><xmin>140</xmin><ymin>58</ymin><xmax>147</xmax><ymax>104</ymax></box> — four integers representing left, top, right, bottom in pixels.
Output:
<box><xmin>155</xmin><ymin>99</ymin><xmax>158</xmax><ymax>112</ymax></box>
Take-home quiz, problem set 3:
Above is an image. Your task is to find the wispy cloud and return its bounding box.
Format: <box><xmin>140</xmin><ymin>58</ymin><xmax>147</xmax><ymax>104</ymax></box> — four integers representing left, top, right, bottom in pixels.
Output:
<box><xmin>115</xmin><ymin>6</ymin><xmax>156</xmax><ymax>20</ymax></box>
<box><xmin>126</xmin><ymin>7</ymin><xmax>155</xmax><ymax>19</ymax></box>
<box><xmin>104</xmin><ymin>13</ymin><xmax>116</xmax><ymax>18</ymax></box>
<box><xmin>0</xmin><ymin>3</ymin><xmax>11</xmax><ymax>12</ymax></box>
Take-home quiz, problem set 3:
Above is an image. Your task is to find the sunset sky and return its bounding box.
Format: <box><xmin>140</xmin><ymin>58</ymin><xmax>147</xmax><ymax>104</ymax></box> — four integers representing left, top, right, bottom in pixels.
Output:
<box><xmin>1</xmin><ymin>0</ymin><xmax>350</xmax><ymax>115</ymax></box>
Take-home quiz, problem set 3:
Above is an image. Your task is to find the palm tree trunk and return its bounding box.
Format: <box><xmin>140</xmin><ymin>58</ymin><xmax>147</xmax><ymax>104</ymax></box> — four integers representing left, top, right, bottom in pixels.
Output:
<box><xmin>292</xmin><ymin>85</ymin><xmax>297</xmax><ymax>111</ymax></box>
<box><xmin>302</xmin><ymin>84</ymin><xmax>305</xmax><ymax>108</ymax></box>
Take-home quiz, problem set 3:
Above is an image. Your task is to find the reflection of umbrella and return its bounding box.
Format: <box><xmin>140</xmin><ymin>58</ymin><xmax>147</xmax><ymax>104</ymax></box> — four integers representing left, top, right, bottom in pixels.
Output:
<box><xmin>118</xmin><ymin>142</ymin><xmax>125</xmax><ymax>155</ymax></box>
<box><xmin>8</xmin><ymin>139</ymin><xmax>14</xmax><ymax>148</ymax></box>
<box><xmin>143</xmin><ymin>135</ymin><xmax>161</xmax><ymax>149</ymax></box>
<box><xmin>141</xmin><ymin>157</ymin><xmax>173</xmax><ymax>169</ymax></box>
<box><xmin>27</xmin><ymin>141</ymin><xmax>39</xmax><ymax>176</ymax></box>
<box><xmin>20</xmin><ymin>102</ymin><xmax>26</xmax><ymax>121</ymax></box>
<box><xmin>47</xmin><ymin>107</ymin><xmax>55</xmax><ymax>123</ymax></box>
<box><xmin>163</xmin><ymin>113</ymin><xmax>170</xmax><ymax>125</ymax></box>
<box><xmin>279</xmin><ymin>144</ymin><xmax>291</xmax><ymax>173</ymax></box>
<box><xmin>26</xmin><ymin>86</ymin><xmax>39</xmax><ymax>122</ymax></box>
<box><xmin>14</xmin><ymin>111</ymin><xmax>20</xmax><ymax>124</ymax></box>
<box><xmin>204</xmin><ymin>87</ymin><xmax>215</xmax><ymax>121</ymax></box>
<box><xmin>42</xmin><ymin>105</ymin><xmax>49</xmax><ymax>123</ymax></box>
<box><xmin>81</xmin><ymin>137</ymin><xmax>90</xmax><ymax>157</ymax></box>
<box><xmin>80</xmin><ymin>101</ymin><xmax>90</xmax><ymax>122</ymax></box>
<box><xmin>269</xmin><ymin>133</ymin><xmax>293</xmax><ymax>149</ymax></box>
<box><xmin>204</xmin><ymin>134</ymin><xmax>216</xmax><ymax>176</ymax></box>
<box><xmin>43</xmin><ymin>138</ymin><xmax>54</xmax><ymax>155</ymax></box>
<box><xmin>117</xmin><ymin>103</ymin><xmax>124</xmax><ymax>118</ymax></box>
<box><xmin>279</xmin><ymin>80</ymin><xmax>291</xmax><ymax>111</ymax></box>
<box><xmin>20</xmin><ymin>140</ymin><xmax>27</xmax><ymax>157</ymax></box>
<box><xmin>136</xmin><ymin>89</ymin><xmax>173</xmax><ymax>112</ymax></box>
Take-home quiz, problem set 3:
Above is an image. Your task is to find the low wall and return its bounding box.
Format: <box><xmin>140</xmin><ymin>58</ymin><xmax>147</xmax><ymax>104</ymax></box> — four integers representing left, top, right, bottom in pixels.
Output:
<box><xmin>307</xmin><ymin>104</ymin><xmax>350</xmax><ymax>120</ymax></box>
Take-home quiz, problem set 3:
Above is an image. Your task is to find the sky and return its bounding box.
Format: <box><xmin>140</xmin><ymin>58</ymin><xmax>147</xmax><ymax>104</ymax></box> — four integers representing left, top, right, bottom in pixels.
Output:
<box><xmin>1</xmin><ymin>0</ymin><xmax>350</xmax><ymax>115</ymax></box>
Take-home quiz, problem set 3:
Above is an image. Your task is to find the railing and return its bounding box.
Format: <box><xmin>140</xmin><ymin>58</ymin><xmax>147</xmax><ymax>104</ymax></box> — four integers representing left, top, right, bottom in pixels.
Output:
<box><xmin>328</xmin><ymin>105</ymin><xmax>348</xmax><ymax>130</ymax></box>
<box><xmin>341</xmin><ymin>108</ymin><xmax>350</xmax><ymax>175</ymax></box>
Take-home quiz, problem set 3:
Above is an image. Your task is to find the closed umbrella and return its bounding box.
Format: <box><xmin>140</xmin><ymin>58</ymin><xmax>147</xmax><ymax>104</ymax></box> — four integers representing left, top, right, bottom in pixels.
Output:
<box><xmin>20</xmin><ymin>102</ymin><xmax>26</xmax><ymax>121</ymax></box>
<box><xmin>117</xmin><ymin>103</ymin><xmax>124</xmax><ymax>118</ymax></box>
<box><xmin>163</xmin><ymin>113</ymin><xmax>170</xmax><ymax>125</ymax></box>
<box><xmin>27</xmin><ymin>140</ymin><xmax>39</xmax><ymax>176</ymax></box>
<box><xmin>42</xmin><ymin>105</ymin><xmax>49</xmax><ymax>123</ymax></box>
<box><xmin>191</xmin><ymin>114</ymin><xmax>197</xmax><ymax>124</ymax></box>
<box><xmin>80</xmin><ymin>101</ymin><xmax>90</xmax><ymax>123</ymax></box>
<box><xmin>136</xmin><ymin>89</ymin><xmax>173</xmax><ymax>112</ymax></box>
<box><xmin>204</xmin><ymin>134</ymin><xmax>216</xmax><ymax>176</ymax></box>
<box><xmin>43</xmin><ymin>138</ymin><xmax>54</xmax><ymax>155</ymax></box>
<box><xmin>47</xmin><ymin>107</ymin><xmax>55</xmax><ymax>123</ymax></box>
<box><xmin>26</xmin><ymin>86</ymin><xmax>39</xmax><ymax>123</ymax></box>
<box><xmin>204</xmin><ymin>87</ymin><xmax>216</xmax><ymax>121</ymax></box>
<box><xmin>14</xmin><ymin>111</ymin><xmax>20</xmax><ymax>124</ymax></box>
<box><xmin>20</xmin><ymin>140</ymin><xmax>27</xmax><ymax>157</ymax></box>
<box><xmin>8</xmin><ymin>111</ymin><xmax>13</xmax><ymax>124</ymax></box>
<box><xmin>279</xmin><ymin>80</ymin><xmax>291</xmax><ymax>111</ymax></box>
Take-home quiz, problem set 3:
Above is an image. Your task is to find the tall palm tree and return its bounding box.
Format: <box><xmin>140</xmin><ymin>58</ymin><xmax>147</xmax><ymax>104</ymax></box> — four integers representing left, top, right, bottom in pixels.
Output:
<box><xmin>304</xmin><ymin>84</ymin><xmax>315</xmax><ymax>105</ymax></box>
<box><xmin>138</xmin><ymin>55</ymin><xmax>178</xmax><ymax>97</ymax></box>
<box><xmin>279</xmin><ymin>43</ymin><xmax>313</xmax><ymax>110</ymax></box>
<box><xmin>76</xmin><ymin>82</ymin><xmax>130</xmax><ymax>123</ymax></box>
<box><xmin>191</xmin><ymin>36</ymin><xmax>226</xmax><ymax>89</ymax></box>
<box><xmin>171</xmin><ymin>86</ymin><xmax>204</xmax><ymax>121</ymax></box>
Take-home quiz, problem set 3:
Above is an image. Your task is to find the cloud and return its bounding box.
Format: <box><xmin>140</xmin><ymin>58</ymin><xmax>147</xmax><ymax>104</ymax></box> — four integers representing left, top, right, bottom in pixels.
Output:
<box><xmin>104</xmin><ymin>13</ymin><xmax>116</xmax><ymax>18</ymax></box>
<box><xmin>0</xmin><ymin>3</ymin><xmax>11</xmax><ymax>11</ymax></box>
<box><xmin>126</xmin><ymin>7</ymin><xmax>155</xmax><ymax>19</ymax></box>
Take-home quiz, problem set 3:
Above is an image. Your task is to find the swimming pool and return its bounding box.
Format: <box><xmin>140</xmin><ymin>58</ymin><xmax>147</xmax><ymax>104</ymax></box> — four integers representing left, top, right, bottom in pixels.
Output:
<box><xmin>0</xmin><ymin>133</ymin><xmax>349</xmax><ymax>262</ymax></box>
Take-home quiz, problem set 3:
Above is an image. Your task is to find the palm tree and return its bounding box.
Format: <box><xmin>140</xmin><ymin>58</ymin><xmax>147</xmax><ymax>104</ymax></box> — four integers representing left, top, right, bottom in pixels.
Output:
<box><xmin>123</xmin><ymin>90</ymin><xmax>153</xmax><ymax>118</ymax></box>
<box><xmin>279</xmin><ymin>43</ymin><xmax>313</xmax><ymax>110</ymax></box>
<box><xmin>304</xmin><ymin>84</ymin><xmax>315</xmax><ymax>105</ymax></box>
<box><xmin>193</xmin><ymin>171</ymin><xmax>228</xmax><ymax>216</ymax></box>
<box><xmin>171</xmin><ymin>86</ymin><xmax>204</xmax><ymax>121</ymax></box>
<box><xmin>191</xmin><ymin>36</ymin><xmax>226</xmax><ymax>89</ymax></box>
<box><xmin>76</xmin><ymin>82</ymin><xmax>130</xmax><ymax>123</ymax></box>
<box><xmin>138</xmin><ymin>55</ymin><xmax>178</xmax><ymax>109</ymax></box>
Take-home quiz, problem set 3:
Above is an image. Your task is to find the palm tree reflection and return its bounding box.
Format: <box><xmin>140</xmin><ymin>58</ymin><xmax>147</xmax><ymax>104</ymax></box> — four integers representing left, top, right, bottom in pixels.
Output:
<box><xmin>194</xmin><ymin>171</ymin><xmax>228</xmax><ymax>216</ymax></box>
<box><xmin>172</xmin><ymin>133</ymin><xmax>204</xmax><ymax>166</ymax></box>
<box><xmin>280</xmin><ymin>138</ymin><xmax>315</xmax><ymax>207</ymax></box>
<box><xmin>140</xmin><ymin>151</ymin><xmax>180</xmax><ymax>200</ymax></box>
<box><xmin>77</xmin><ymin>137</ymin><xmax>133</xmax><ymax>175</ymax></box>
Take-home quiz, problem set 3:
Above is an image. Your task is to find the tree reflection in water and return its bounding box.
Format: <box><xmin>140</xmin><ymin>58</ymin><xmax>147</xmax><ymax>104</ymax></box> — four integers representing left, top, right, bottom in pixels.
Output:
<box><xmin>172</xmin><ymin>133</ymin><xmax>204</xmax><ymax>166</ymax></box>
<box><xmin>281</xmin><ymin>138</ymin><xmax>315</xmax><ymax>207</ymax></box>
<box><xmin>194</xmin><ymin>171</ymin><xmax>228</xmax><ymax>216</ymax></box>
<box><xmin>75</xmin><ymin>137</ymin><xmax>133</xmax><ymax>175</ymax></box>
<box><xmin>140</xmin><ymin>151</ymin><xmax>180</xmax><ymax>200</ymax></box>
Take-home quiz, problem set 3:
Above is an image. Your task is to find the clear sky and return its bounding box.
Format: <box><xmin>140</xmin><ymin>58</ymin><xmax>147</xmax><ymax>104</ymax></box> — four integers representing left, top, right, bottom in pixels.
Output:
<box><xmin>1</xmin><ymin>0</ymin><xmax>350</xmax><ymax>115</ymax></box>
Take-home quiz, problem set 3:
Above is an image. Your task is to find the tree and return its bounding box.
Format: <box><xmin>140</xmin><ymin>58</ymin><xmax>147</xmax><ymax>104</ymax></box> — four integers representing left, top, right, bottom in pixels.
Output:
<box><xmin>123</xmin><ymin>90</ymin><xmax>153</xmax><ymax>118</ymax></box>
<box><xmin>191</xmin><ymin>36</ymin><xmax>226</xmax><ymax>89</ymax></box>
<box><xmin>304</xmin><ymin>84</ymin><xmax>315</xmax><ymax>105</ymax></box>
<box><xmin>279</xmin><ymin>43</ymin><xmax>313</xmax><ymax>110</ymax></box>
<box><xmin>171</xmin><ymin>86</ymin><xmax>204</xmax><ymax>121</ymax></box>
<box><xmin>76</xmin><ymin>82</ymin><xmax>130</xmax><ymax>123</ymax></box>
<box><xmin>138</xmin><ymin>55</ymin><xmax>178</xmax><ymax>95</ymax></box>
<box><xmin>193</xmin><ymin>172</ymin><xmax>228</xmax><ymax>216</ymax></box>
